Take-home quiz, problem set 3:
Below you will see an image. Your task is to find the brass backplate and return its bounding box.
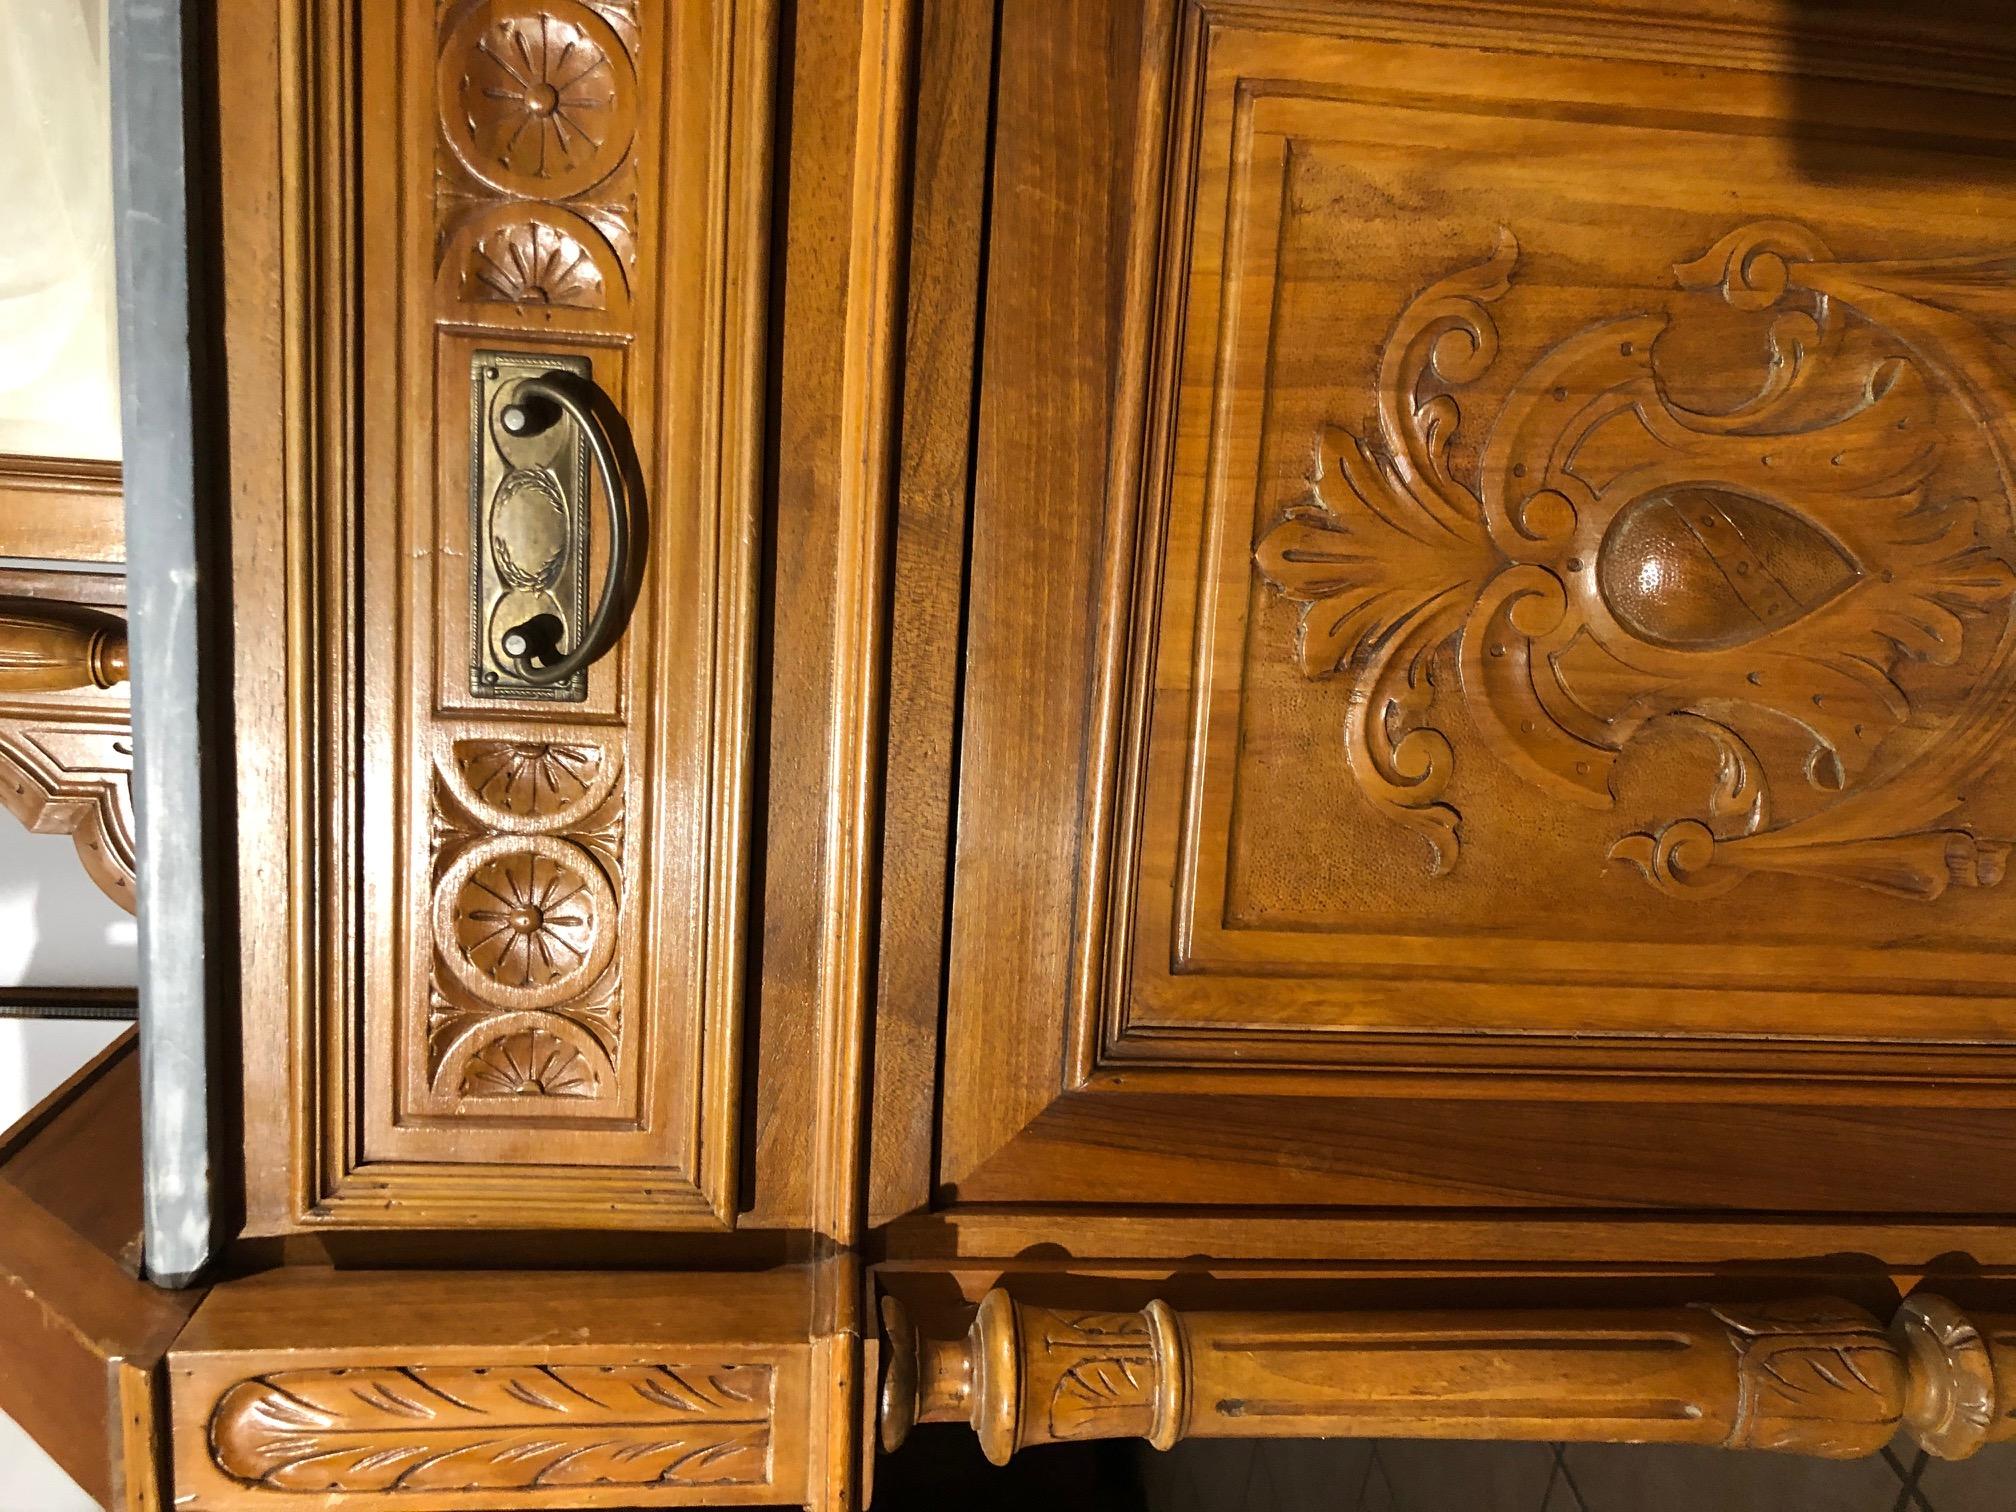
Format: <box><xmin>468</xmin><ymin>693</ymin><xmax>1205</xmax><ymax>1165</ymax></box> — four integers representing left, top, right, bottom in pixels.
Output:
<box><xmin>469</xmin><ymin>350</ymin><xmax>592</xmax><ymax>701</ymax></box>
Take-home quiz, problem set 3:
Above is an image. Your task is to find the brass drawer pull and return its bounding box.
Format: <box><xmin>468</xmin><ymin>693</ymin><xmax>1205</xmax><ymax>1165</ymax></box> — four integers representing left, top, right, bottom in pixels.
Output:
<box><xmin>494</xmin><ymin>371</ymin><xmax>632</xmax><ymax>689</ymax></box>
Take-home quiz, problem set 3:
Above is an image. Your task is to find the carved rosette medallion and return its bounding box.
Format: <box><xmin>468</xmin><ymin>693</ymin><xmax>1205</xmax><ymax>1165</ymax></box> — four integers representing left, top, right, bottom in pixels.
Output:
<box><xmin>209</xmin><ymin>1363</ymin><xmax>773</xmax><ymax>1493</ymax></box>
<box><xmin>435</xmin><ymin>834</ymin><xmax>616</xmax><ymax>1007</ymax></box>
<box><xmin>1256</xmin><ymin>222</ymin><xmax>2016</xmax><ymax>900</ymax></box>
<box><xmin>435</xmin><ymin>0</ymin><xmax>640</xmax><ymax>322</ymax></box>
<box><xmin>438</xmin><ymin>3</ymin><xmax>635</xmax><ymax>199</ymax></box>
<box><xmin>427</xmin><ymin>738</ymin><xmax>624</xmax><ymax>1110</ymax></box>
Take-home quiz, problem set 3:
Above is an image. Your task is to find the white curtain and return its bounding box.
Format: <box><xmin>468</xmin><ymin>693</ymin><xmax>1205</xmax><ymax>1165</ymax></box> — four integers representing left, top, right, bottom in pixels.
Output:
<box><xmin>0</xmin><ymin>0</ymin><xmax>118</xmax><ymax>460</ymax></box>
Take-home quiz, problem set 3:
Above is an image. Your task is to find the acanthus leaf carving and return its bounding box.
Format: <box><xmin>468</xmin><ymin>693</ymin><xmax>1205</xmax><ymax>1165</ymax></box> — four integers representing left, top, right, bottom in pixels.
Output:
<box><xmin>209</xmin><ymin>1363</ymin><xmax>773</xmax><ymax>1493</ymax></box>
<box><xmin>1702</xmin><ymin>1299</ymin><xmax>1906</xmax><ymax>1456</ymax></box>
<box><xmin>1256</xmin><ymin>220</ymin><xmax>2016</xmax><ymax>899</ymax></box>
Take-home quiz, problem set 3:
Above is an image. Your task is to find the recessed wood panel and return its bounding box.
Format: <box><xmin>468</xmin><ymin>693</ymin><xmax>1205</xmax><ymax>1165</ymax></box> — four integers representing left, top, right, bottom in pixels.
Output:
<box><xmin>1113</xmin><ymin>6</ymin><xmax>2016</xmax><ymax>1064</ymax></box>
<box><xmin>937</xmin><ymin>0</ymin><xmax>2016</xmax><ymax>1210</ymax></box>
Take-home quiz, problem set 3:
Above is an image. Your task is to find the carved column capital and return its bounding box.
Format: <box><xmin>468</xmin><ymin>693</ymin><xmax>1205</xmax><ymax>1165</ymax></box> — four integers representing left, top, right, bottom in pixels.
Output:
<box><xmin>881</xmin><ymin>1293</ymin><xmax>1186</xmax><ymax>1466</ymax></box>
<box><xmin>1894</xmin><ymin>1294</ymin><xmax>2011</xmax><ymax>1460</ymax></box>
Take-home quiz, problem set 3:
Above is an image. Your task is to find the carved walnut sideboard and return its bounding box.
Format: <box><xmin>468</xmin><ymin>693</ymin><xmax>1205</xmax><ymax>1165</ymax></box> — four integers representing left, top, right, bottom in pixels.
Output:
<box><xmin>19</xmin><ymin>0</ymin><xmax>2016</xmax><ymax>1506</ymax></box>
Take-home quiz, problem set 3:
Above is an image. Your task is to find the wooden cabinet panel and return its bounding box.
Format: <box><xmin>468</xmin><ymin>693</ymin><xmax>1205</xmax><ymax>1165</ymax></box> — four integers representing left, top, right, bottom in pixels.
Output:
<box><xmin>936</xmin><ymin>0</ymin><xmax>2016</xmax><ymax>1211</ymax></box>
<box><xmin>227</xmin><ymin>0</ymin><xmax>774</xmax><ymax>1229</ymax></box>
<box><xmin>1127</xmin><ymin>7</ymin><xmax>2016</xmax><ymax>1060</ymax></box>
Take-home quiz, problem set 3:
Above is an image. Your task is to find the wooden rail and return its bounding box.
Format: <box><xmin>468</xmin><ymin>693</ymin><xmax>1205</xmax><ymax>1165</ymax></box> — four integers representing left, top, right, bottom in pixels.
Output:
<box><xmin>881</xmin><ymin>1291</ymin><xmax>2012</xmax><ymax>1465</ymax></box>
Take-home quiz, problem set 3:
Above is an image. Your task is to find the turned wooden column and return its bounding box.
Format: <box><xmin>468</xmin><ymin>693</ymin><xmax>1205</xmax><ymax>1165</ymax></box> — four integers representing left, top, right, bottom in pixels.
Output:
<box><xmin>0</xmin><ymin>601</ymin><xmax>129</xmax><ymax>691</ymax></box>
<box><xmin>882</xmin><ymin>1291</ymin><xmax>2016</xmax><ymax>1466</ymax></box>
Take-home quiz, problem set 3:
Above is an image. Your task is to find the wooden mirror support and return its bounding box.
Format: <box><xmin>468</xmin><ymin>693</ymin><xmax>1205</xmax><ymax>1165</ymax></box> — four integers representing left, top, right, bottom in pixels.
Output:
<box><xmin>0</xmin><ymin>581</ymin><xmax>136</xmax><ymax>911</ymax></box>
<box><xmin>880</xmin><ymin>1290</ymin><xmax>2016</xmax><ymax>1466</ymax></box>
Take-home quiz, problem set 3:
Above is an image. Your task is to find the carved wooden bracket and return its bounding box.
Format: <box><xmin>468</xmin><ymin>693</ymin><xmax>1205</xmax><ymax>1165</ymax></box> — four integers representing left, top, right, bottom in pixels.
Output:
<box><xmin>881</xmin><ymin>1290</ymin><xmax>2016</xmax><ymax>1466</ymax></box>
<box><xmin>0</xmin><ymin>597</ymin><xmax>136</xmax><ymax>913</ymax></box>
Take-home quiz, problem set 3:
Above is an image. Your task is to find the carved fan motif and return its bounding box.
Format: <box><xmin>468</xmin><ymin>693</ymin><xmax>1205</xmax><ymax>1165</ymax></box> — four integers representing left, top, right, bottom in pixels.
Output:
<box><xmin>1255</xmin><ymin>221</ymin><xmax>2016</xmax><ymax>900</ymax></box>
<box><xmin>459</xmin><ymin>1026</ymin><xmax>597</xmax><ymax>1097</ymax></box>
<box><xmin>457</xmin><ymin>739</ymin><xmax>601</xmax><ymax>819</ymax></box>
<box><xmin>466</xmin><ymin>218</ymin><xmax>606</xmax><ymax>308</ymax></box>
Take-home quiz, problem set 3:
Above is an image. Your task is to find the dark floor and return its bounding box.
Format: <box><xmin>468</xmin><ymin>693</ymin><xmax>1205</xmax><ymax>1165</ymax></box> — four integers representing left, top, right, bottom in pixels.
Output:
<box><xmin>875</xmin><ymin>1429</ymin><xmax>2014</xmax><ymax>1510</ymax></box>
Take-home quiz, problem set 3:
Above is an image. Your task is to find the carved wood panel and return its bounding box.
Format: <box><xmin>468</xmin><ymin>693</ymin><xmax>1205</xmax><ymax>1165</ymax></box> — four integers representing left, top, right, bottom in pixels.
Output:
<box><xmin>209</xmin><ymin>1363</ymin><xmax>773</xmax><ymax>1494</ymax></box>
<box><xmin>274</xmin><ymin>0</ymin><xmax>773</xmax><ymax>1227</ymax></box>
<box><xmin>167</xmin><ymin>1269</ymin><xmax>817</xmax><ymax>1510</ymax></box>
<box><xmin>1111</xmin><ymin>2</ymin><xmax>2016</xmax><ymax>1063</ymax></box>
<box><xmin>933</xmin><ymin>0</ymin><xmax>2016</xmax><ymax>1212</ymax></box>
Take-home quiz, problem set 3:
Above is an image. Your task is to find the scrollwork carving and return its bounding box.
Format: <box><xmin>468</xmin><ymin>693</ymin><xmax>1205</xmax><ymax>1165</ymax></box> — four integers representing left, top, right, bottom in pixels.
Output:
<box><xmin>1256</xmin><ymin>221</ymin><xmax>2016</xmax><ymax>898</ymax></box>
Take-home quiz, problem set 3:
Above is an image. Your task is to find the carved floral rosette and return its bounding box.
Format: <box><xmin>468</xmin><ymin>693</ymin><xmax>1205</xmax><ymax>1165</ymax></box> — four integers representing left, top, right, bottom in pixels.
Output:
<box><xmin>1255</xmin><ymin>220</ymin><xmax>2016</xmax><ymax>901</ymax></box>
<box><xmin>427</xmin><ymin>734</ymin><xmax>625</xmax><ymax>1109</ymax></box>
<box><xmin>434</xmin><ymin>0</ymin><xmax>642</xmax><ymax>324</ymax></box>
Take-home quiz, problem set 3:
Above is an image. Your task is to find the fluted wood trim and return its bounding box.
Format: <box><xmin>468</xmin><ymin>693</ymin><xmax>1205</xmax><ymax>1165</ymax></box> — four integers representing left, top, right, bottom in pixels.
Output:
<box><xmin>881</xmin><ymin>1289</ymin><xmax>2016</xmax><ymax>1466</ymax></box>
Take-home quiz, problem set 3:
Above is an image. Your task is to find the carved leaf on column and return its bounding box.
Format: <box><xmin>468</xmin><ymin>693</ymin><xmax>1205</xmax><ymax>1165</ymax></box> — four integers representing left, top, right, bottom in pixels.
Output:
<box><xmin>1703</xmin><ymin>1300</ymin><xmax>1906</xmax><ymax>1456</ymax></box>
<box><xmin>210</xmin><ymin>1364</ymin><xmax>774</xmax><ymax>1492</ymax></box>
<box><xmin>1034</xmin><ymin>1309</ymin><xmax>1161</xmax><ymax>1442</ymax></box>
<box><xmin>1255</xmin><ymin>220</ymin><xmax>2016</xmax><ymax>898</ymax></box>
